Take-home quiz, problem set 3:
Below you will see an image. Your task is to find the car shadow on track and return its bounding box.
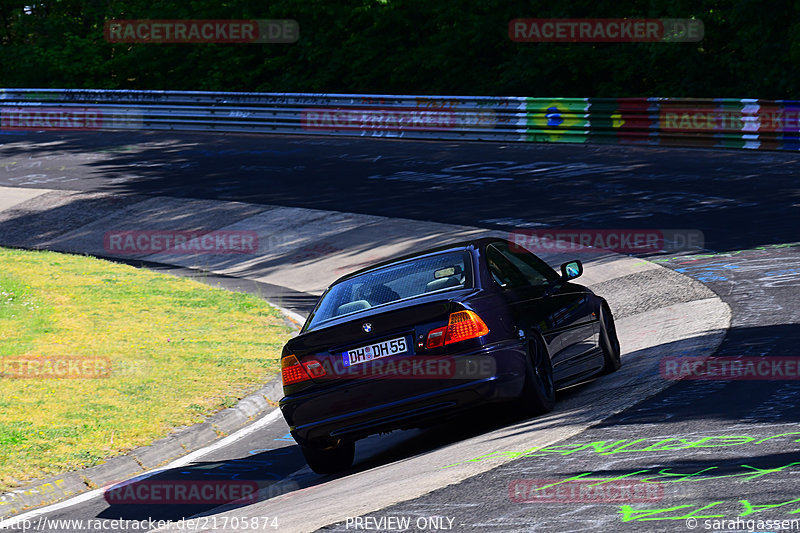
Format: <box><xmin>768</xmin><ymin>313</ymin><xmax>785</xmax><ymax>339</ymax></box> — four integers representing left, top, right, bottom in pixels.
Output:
<box><xmin>95</xmin><ymin>404</ymin><xmax>550</xmax><ymax>524</ymax></box>
<box><xmin>97</xmin><ymin>446</ymin><xmax>306</xmax><ymax>522</ymax></box>
<box><xmin>94</xmin><ymin>383</ymin><xmax>624</xmax><ymax>525</ymax></box>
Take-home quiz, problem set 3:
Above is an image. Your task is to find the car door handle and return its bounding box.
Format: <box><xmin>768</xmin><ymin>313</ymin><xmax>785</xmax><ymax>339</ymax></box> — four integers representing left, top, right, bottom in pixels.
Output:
<box><xmin>543</xmin><ymin>284</ymin><xmax>561</xmax><ymax>297</ymax></box>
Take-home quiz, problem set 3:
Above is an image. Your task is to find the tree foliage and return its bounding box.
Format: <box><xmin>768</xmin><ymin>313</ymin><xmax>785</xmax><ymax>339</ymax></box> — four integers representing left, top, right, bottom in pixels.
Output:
<box><xmin>0</xmin><ymin>0</ymin><xmax>797</xmax><ymax>97</ymax></box>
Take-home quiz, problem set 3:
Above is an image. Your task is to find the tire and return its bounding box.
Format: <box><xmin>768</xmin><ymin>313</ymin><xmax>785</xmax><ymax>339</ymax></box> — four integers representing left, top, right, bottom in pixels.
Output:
<box><xmin>599</xmin><ymin>302</ymin><xmax>621</xmax><ymax>374</ymax></box>
<box><xmin>517</xmin><ymin>335</ymin><xmax>556</xmax><ymax>416</ymax></box>
<box><xmin>300</xmin><ymin>440</ymin><xmax>355</xmax><ymax>475</ymax></box>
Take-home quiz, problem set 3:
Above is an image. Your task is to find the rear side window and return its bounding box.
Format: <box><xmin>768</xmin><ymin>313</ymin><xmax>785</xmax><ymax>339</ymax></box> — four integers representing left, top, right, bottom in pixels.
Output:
<box><xmin>486</xmin><ymin>245</ymin><xmax>527</xmax><ymax>287</ymax></box>
<box><xmin>486</xmin><ymin>241</ymin><xmax>559</xmax><ymax>288</ymax></box>
<box><xmin>305</xmin><ymin>251</ymin><xmax>472</xmax><ymax>331</ymax></box>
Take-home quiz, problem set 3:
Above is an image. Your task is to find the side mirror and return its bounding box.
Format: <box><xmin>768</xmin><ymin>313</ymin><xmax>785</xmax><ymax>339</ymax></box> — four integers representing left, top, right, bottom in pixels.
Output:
<box><xmin>560</xmin><ymin>260</ymin><xmax>583</xmax><ymax>281</ymax></box>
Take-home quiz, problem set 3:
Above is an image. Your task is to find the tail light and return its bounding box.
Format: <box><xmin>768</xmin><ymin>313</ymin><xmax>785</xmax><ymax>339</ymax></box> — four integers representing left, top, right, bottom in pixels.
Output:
<box><xmin>304</xmin><ymin>360</ymin><xmax>327</xmax><ymax>378</ymax></box>
<box><xmin>446</xmin><ymin>310</ymin><xmax>490</xmax><ymax>343</ymax></box>
<box><xmin>281</xmin><ymin>355</ymin><xmax>327</xmax><ymax>385</ymax></box>
<box><xmin>426</xmin><ymin>310</ymin><xmax>489</xmax><ymax>349</ymax></box>
<box><xmin>426</xmin><ymin>327</ymin><xmax>447</xmax><ymax>349</ymax></box>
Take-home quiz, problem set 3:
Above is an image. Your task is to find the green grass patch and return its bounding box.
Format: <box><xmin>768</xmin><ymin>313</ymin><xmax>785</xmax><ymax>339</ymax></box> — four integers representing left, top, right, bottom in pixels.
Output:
<box><xmin>0</xmin><ymin>247</ymin><xmax>295</xmax><ymax>491</ymax></box>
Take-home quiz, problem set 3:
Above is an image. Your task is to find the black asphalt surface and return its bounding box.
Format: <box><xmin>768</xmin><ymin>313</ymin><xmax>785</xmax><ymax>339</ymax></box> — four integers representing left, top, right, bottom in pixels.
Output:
<box><xmin>0</xmin><ymin>131</ymin><xmax>797</xmax><ymax>253</ymax></box>
<box><xmin>1</xmin><ymin>131</ymin><xmax>799</xmax><ymax>532</ymax></box>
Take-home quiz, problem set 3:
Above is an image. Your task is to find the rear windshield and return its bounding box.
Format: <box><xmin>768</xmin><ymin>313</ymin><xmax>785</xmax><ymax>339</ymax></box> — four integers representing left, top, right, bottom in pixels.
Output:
<box><xmin>304</xmin><ymin>251</ymin><xmax>472</xmax><ymax>331</ymax></box>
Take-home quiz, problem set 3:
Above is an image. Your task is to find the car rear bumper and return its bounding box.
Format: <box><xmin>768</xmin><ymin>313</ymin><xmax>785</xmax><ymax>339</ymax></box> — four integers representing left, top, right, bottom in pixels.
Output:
<box><xmin>280</xmin><ymin>339</ymin><xmax>528</xmax><ymax>446</ymax></box>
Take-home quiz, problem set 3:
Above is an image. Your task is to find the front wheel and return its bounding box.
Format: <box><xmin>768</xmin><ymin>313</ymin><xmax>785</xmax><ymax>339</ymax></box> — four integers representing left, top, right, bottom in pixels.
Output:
<box><xmin>599</xmin><ymin>302</ymin><xmax>621</xmax><ymax>374</ymax></box>
<box><xmin>300</xmin><ymin>440</ymin><xmax>355</xmax><ymax>475</ymax></box>
<box><xmin>517</xmin><ymin>335</ymin><xmax>556</xmax><ymax>417</ymax></box>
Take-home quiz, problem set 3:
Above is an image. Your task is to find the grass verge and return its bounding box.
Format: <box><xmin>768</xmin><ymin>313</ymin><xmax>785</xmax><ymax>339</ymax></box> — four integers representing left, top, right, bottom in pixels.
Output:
<box><xmin>0</xmin><ymin>247</ymin><xmax>295</xmax><ymax>492</ymax></box>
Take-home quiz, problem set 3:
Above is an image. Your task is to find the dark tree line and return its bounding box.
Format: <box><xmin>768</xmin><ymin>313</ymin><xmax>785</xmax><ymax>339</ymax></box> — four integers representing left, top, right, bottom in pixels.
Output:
<box><xmin>0</xmin><ymin>0</ymin><xmax>798</xmax><ymax>98</ymax></box>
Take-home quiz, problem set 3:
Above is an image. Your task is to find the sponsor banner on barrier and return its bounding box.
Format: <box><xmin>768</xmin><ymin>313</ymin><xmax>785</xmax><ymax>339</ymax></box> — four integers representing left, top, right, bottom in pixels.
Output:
<box><xmin>660</xmin><ymin>106</ymin><xmax>746</xmax><ymax>133</ymax></box>
<box><xmin>659</xmin><ymin>103</ymin><xmax>800</xmax><ymax>134</ymax></box>
<box><xmin>526</xmin><ymin>99</ymin><xmax>589</xmax><ymax>143</ymax></box>
<box><xmin>509</xmin><ymin>479</ymin><xmax>663</xmax><ymax>503</ymax></box>
<box><xmin>717</xmin><ymin>100</ymin><xmax>753</xmax><ymax>149</ymax></box>
<box><xmin>763</xmin><ymin>104</ymin><xmax>800</xmax><ymax>133</ymax></box>
<box><xmin>509</xmin><ymin>229</ymin><xmax>704</xmax><ymax>254</ymax></box>
<box><xmin>662</xmin><ymin>357</ymin><xmax>800</xmax><ymax>381</ymax></box>
<box><xmin>301</xmin><ymin>108</ymin><xmax>457</xmax><ymax>131</ymax></box>
<box><xmin>509</xmin><ymin>18</ymin><xmax>703</xmax><ymax>43</ymax></box>
<box><xmin>615</xmin><ymin>98</ymin><xmax>657</xmax><ymax>143</ymax></box>
<box><xmin>587</xmin><ymin>98</ymin><xmax>658</xmax><ymax>145</ymax></box>
<box><xmin>103</xmin><ymin>230</ymin><xmax>259</xmax><ymax>255</ymax></box>
<box><xmin>104</xmin><ymin>480</ymin><xmax>258</xmax><ymax>504</ymax></box>
<box><xmin>1</xmin><ymin>356</ymin><xmax>111</xmax><ymax>379</ymax></box>
<box><xmin>104</xmin><ymin>19</ymin><xmax>299</xmax><ymax>44</ymax></box>
<box><xmin>780</xmin><ymin>102</ymin><xmax>800</xmax><ymax>150</ymax></box>
<box><xmin>7</xmin><ymin>89</ymin><xmax>800</xmax><ymax>152</ymax></box>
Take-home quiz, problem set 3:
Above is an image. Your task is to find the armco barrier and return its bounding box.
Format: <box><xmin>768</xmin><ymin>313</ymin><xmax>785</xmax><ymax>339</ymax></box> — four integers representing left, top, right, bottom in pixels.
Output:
<box><xmin>1</xmin><ymin>89</ymin><xmax>798</xmax><ymax>151</ymax></box>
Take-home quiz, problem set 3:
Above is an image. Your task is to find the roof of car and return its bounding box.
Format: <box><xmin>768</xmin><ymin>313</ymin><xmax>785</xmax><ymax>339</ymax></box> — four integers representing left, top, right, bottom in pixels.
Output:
<box><xmin>333</xmin><ymin>236</ymin><xmax>508</xmax><ymax>284</ymax></box>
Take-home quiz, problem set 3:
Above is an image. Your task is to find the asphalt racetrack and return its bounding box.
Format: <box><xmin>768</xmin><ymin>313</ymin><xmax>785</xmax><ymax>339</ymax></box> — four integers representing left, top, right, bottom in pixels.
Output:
<box><xmin>1</xmin><ymin>131</ymin><xmax>799</xmax><ymax>532</ymax></box>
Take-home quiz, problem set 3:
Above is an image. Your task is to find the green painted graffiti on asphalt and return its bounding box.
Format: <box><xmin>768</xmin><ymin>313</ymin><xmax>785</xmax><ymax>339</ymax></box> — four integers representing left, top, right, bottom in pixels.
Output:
<box><xmin>620</xmin><ymin>496</ymin><xmax>800</xmax><ymax>522</ymax></box>
<box><xmin>442</xmin><ymin>432</ymin><xmax>800</xmax><ymax>468</ymax></box>
<box><xmin>528</xmin><ymin>461</ymin><xmax>800</xmax><ymax>493</ymax></box>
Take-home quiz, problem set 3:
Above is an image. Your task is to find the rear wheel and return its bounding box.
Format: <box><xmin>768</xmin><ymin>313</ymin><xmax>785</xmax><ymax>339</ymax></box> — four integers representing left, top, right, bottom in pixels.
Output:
<box><xmin>599</xmin><ymin>302</ymin><xmax>621</xmax><ymax>374</ymax></box>
<box><xmin>300</xmin><ymin>439</ymin><xmax>355</xmax><ymax>475</ymax></box>
<box><xmin>518</xmin><ymin>335</ymin><xmax>556</xmax><ymax>416</ymax></box>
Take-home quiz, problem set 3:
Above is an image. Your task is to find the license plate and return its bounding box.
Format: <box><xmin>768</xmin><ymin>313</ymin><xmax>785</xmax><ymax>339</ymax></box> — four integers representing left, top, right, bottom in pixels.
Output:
<box><xmin>343</xmin><ymin>336</ymin><xmax>408</xmax><ymax>367</ymax></box>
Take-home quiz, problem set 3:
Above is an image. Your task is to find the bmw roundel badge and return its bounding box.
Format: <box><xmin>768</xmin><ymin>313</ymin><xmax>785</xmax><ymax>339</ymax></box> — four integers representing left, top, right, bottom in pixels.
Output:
<box><xmin>362</xmin><ymin>323</ymin><xmax>372</xmax><ymax>333</ymax></box>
